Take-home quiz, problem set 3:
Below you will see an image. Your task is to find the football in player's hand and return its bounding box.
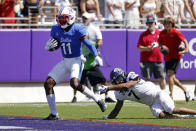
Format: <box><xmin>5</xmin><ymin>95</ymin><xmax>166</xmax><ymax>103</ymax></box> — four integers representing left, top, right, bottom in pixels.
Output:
<box><xmin>160</xmin><ymin>45</ymin><xmax>169</xmax><ymax>55</ymax></box>
<box><xmin>50</xmin><ymin>38</ymin><xmax>60</xmax><ymax>51</ymax></box>
<box><xmin>178</xmin><ymin>42</ymin><xmax>185</xmax><ymax>51</ymax></box>
<box><xmin>45</xmin><ymin>38</ymin><xmax>60</xmax><ymax>51</ymax></box>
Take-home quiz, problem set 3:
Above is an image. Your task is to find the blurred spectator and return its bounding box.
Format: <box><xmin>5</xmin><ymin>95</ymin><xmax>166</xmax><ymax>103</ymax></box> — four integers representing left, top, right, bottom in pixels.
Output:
<box><xmin>39</xmin><ymin>0</ymin><xmax>46</xmax><ymax>24</ymax></box>
<box><xmin>182</xmin><ymin>0</ymin><xmax>196</xmax><ymax>23</ymax></box>
<box><xmin>192</xmin><ymin>84</ymin><xmax>196</xmax><ymax>101</ymax></box>
<box><xmin>14</xmin><ymin>0</ymin><xmax>24</xmax><ymax>28</ymax></box>
<box><xmin>98</xmin><ymin>0</ymin><xmax>105</xmax><ymax>18</ymax></box>
<box><xmin>104</xmin><ymin>0</ymin><xmax>123</xmax><ymax>28</ymax></box>
<box><xmin>40</xmin><ymin>0</ymin><xmax>71</xmax><ymax>25</ymax></box>
<box><xmin>157</xmin><ymin>1</ymin><xmax>164</xmax><ymax>18</ymax></box>
<box><xmin>137</xmin><ymin>15</ymin><xmax>166</xmax><ymax>90</ymax></box>
<box><xmin>55</xmin><ymin>0</ymin><xmax>71</xmax><ymax>12</ymax></box>
<box><xmin>161</xmin><ymin>0</ymin><xmax>187</xmax><ymax>25</ymax></box>
<box><xmin>40</xmin><ymin>0</ymin><xmax>61</xmax><ymax>25</ymax></box>
<box><xmin>71</xmin><ymin>0</ymin><xmax>81</xmax><ymax>17</ymax></box>
<box><xmin>192</xmin><ymin>0</ymin><xmax>196</xmax><ymax>19</ymax></box>
<box><xmin>80</xmin><ymin>0</ymin><xmax>101</xmax><ymax>21</ymax></box>
<box><xmin>124</xmin><ymin>0</ymin><xmax>140</xmax><ymax>29</ymax></box>
<box><xmin>22</xmin><ymin>0</ymin><xmax>40</xmax><ymax>28</ymax></box>
<box><xmin>158</xmin><ymin>17</ymin><xmax>190</xmax><ymax>101</ymax></box>
<box><xmin>0</xmin><ymin>0</ymin><xmax>15</xmax><ymax>28</ymax></box>
<box><xmin>139</xmin><ymin>0</ymin><xmax>160</xmax><ymax>24</ymax></box>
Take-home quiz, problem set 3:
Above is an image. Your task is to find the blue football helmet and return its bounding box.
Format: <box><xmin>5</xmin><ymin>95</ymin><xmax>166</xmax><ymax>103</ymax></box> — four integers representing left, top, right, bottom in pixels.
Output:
<box><xmin>110</xmin><ymin>68</ymin><xmax>126</xmax><ymax>85</ymax></box>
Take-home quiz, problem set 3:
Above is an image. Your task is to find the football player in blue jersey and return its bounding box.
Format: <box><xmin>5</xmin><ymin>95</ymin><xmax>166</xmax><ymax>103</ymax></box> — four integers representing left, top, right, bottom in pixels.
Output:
<box><xmin>44</xmin><ymin>6</ymin><xmax>106</xmax><ymax>120</ymax></box>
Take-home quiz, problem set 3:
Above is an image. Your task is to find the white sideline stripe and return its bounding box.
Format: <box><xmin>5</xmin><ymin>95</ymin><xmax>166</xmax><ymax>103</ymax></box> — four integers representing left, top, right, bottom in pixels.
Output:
<box><xmin>0</xmin><ymin>126</ymin><xmax>32</xmax><ymax>129</ymax></box>
<box><xmin>0</xmin><ymin>82</ymin><xmax>195</xmax><ymax>103</ymax></box>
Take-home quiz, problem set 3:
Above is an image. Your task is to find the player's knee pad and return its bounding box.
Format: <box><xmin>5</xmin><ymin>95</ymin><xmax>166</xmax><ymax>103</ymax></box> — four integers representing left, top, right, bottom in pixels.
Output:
<box><xmin>70</xmin><ymin>81</ymin><xmax>83</xmax><ymax>92</ymax></box>
<box><xmin>44</xmin><ymin>77</ymin><xmax>56</xmax><ymax>91</ymax></box>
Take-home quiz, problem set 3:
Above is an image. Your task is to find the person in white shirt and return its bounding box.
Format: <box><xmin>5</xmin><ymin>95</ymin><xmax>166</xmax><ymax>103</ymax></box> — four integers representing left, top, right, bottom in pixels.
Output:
<box><xmin>104</xmin><ymin>0</ymin><xmax>123</xmax><ymax>28</ymax></box>
<box><xmin>161</xmin><ymin>0</ymin><xmax>187</xmax><ymax>24</ymax></box>
<box><xmin>139</xmin><ymin>0</ymin><xmax>160</xmax><ymax>24</ymax></box>
<box><xmin>124</xmin><ymin>0</ymin><xmax>140</xmax><ymax>29</ymax></box>
<box><xmin>100</xmin><ymin>68</ymin><xmax>196</xmax><ymax>119</ymax></box>
<box><xmin>182</xmin><ymin>0</ymin><xmax>196</xmax><ymax>23</ymax></box>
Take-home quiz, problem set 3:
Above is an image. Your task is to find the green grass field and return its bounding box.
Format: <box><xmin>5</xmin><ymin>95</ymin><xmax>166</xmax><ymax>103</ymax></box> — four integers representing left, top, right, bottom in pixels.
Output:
<box><xmin>0</xmin><ymin>101</ymin><xmax>196</xmax><ymax>129</ymax></box>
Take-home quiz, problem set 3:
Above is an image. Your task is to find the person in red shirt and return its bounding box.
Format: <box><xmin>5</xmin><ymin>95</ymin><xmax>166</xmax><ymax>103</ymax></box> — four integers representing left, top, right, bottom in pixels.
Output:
<box><xmin>158</xmin><ymin>17</ymin><xmax>190</xmax><ymax>101</ymax></box>
<box><xmin>0</xmin><ymin>0</ymin><xmax>15</xmax><ymax>28</ymax></box>
<box><xmin>137</xmin><ymin>15</ymin><xmax>166</xmax><ymax>90</ymax></box>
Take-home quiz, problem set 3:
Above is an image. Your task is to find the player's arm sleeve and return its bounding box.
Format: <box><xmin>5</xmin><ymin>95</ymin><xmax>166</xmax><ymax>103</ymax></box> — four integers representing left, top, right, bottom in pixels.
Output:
<box><xmin>79</xmin><ymin>24</ymin><xmax>98</xmax><ymax>56</ymax></box>
<box><xmin>108</xmin><ymin>100</ymin><xmax>124</xmax><ymax>119</ymax></box>
<box><xmin>82</xmin><ymin>38</ymin><xmax>98</xmax><ymax>56</ymax></box>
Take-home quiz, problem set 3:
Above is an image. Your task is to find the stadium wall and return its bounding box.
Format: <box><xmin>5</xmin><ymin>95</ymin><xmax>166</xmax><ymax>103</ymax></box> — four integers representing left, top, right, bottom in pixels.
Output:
<box><xmin>0</xmin><ymin>29</ymin><xmax>196</xmax><ymax>82</ymax></box>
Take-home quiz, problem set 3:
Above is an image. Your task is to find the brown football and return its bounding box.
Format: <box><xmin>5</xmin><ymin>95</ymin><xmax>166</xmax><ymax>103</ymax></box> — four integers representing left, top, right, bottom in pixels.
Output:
<box><xmin>160</xmin><ymin>45</ymin><xmax>169</xmax><ymax>55</ymax></box>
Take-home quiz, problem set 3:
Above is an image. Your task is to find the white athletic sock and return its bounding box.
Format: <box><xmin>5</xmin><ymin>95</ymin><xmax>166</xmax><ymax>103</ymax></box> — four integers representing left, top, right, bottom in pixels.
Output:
<box><xmin>181</xmin><ymin>115</ymin><xmax>196</xmax><ymax>119</ymax></box>
<box><xmin>82</xmin><ymin>86</ymin><xmax>100</xmax><ymax>102</ymax></box>
<box><xmin>46</xmin><ymin>94</ymin><xmax>58</xmax><ymax>116</ymax></box>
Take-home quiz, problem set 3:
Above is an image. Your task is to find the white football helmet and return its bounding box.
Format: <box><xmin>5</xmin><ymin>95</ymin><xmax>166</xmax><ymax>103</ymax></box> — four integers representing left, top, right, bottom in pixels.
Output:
<box><xmin>56</xmin><ymin>7</ymin><xmax>76</xmax><ymax>29</ymax></box>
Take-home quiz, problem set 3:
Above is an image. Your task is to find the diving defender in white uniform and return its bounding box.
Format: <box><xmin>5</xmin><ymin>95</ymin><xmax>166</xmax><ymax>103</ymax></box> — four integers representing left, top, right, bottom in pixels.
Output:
<box><xmin>100</xmin><ymin>68</ymin><xmax>196</xmax><ymax>119</ymax></box>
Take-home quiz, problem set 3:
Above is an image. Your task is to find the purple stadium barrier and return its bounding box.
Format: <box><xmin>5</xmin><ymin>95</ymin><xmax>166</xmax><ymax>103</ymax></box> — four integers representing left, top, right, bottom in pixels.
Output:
<box><xmin>0</xmin><ymin>30</ymin><xmax>31</xmax><ymax>82</ymax></box>
<box><xmin>99</xmin><ymin>29</ymin><xmax>127</xmax><ymax>80</ymax></box>
<box><xmin>0</xmin><ymin>29</ymin><xmax>195</xmax><ymax>82</ymax></box>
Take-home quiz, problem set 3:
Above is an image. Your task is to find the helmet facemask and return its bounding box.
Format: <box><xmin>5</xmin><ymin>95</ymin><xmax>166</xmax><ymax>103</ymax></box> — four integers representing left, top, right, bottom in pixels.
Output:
<box><xmin>56</xmin><ymin>14</ymin><xmax>69</xmax><ymax>28</ymax></box>
<box><xmin>56</xmin><ymin>7</ymin><xmax>76</xmax><ymax>29</ymax></box>
<box><xmin>110</xmin><ymin>68</ymin><xmax>126</xmax><ymax>85</ymax></box>
<box><xmin>111</xmin><ymin>75</ymin><xmax>125</xmax><ymax>85</ymax></box>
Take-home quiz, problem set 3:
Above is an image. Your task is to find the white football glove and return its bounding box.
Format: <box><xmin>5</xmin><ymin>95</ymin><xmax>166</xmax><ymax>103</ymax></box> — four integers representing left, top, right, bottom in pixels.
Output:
<box><xmin>45</xmin><ymin>38</ymin><xmax>59</xmax><ymax>51</ymax></box>
<box><xmin>81</xmin><ymin>55</ymin><xmax>87</xmax><ymax>63</ymax></box>
<box><xmin>95</xmin><ymin>56</ymin><xmax>103</xmax><ymax>66</ymax></box>
<box><xmin>100</xmin><ymin>85</ymin><xmax>108</xmax><ymax>94</ymax></box>
<box><xmin>102</xmin><ymin>115</ymin><xmax>109</xmax><ymax>120</ymax></box>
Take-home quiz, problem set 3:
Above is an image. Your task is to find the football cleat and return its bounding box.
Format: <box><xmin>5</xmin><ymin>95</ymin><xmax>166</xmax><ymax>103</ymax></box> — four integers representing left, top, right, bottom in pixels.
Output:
<box><xmin>43</xmin><ymin>113</ymin><xmax>61</xmax><ymax>120</ymax></box>
<box><xmin>184</xmin><ymin>91</ymin><xmax>190</xmax><ymax>102</ymax></box>
<box><xmin>97</xmin><ymin>99</ymin><xmax>107</xmax><ymax>112</ymax></box>
<box><xmin>192</xmin><ymin>96</ymin><xmax>196</xmax><ymax>101</ymax></box>
<box><xmin>105</xmin><ymin>97</ymin><xmax>115</xmax><ymax>103</ymax></box>
<box><xmin>71</xmin><ymin>96</ymin><xmax>77</xmax><ymax>103</ymax></box>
